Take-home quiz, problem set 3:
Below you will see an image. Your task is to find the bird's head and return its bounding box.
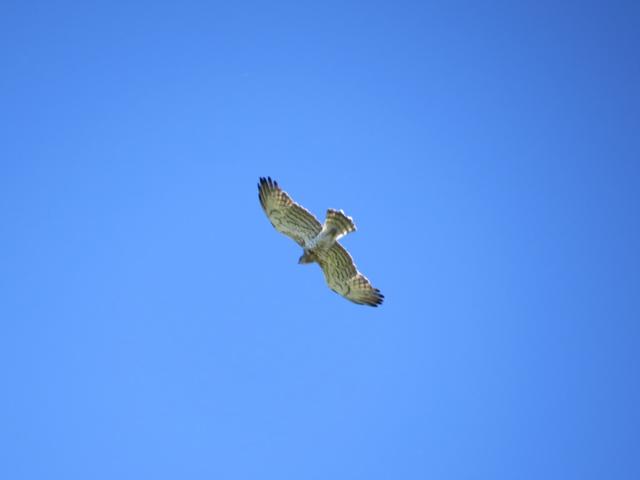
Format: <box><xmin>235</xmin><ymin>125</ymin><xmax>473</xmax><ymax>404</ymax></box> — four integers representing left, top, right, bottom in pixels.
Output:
<box><xmin>298</xmin><ymin>251</ymin><xmax>315</xmax><ymax>264</ymax></box>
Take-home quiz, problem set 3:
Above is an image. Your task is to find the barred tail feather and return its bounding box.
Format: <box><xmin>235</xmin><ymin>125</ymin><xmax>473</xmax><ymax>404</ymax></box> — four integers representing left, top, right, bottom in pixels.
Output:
<box><xmin>325</xmin><ymin>209</ymin><xmax>356</xmax><ymax>238</ymax></box>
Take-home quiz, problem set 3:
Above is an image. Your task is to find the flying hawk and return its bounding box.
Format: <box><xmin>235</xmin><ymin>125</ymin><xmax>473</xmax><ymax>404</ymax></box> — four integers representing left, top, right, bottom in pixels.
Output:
<box><xmin>258</xmin><ymin>177</ymin><xmax>384</xmax><ymax>307</ymax></box>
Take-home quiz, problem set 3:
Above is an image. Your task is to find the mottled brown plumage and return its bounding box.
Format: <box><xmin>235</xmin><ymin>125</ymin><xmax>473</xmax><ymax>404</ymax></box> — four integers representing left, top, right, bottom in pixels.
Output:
<box><xmin>258</xmin><ymin>177</ymin><xmax>383</xmax><ymax>307</ymax></box>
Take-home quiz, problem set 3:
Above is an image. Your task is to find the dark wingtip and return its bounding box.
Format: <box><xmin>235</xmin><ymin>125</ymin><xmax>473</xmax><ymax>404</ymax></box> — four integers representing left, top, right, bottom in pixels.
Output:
<box><xmin>258</xmin><ymin>177</ymin><xmax>274</xmax><ymax>192</ymax></box>
<box><xmin>258</xmin><ymin>177</ymin><xmax>280</xmax><ymax>202</ymax></box>
<box><xmin>364</xmin><ymin>295</ymin><xmax>384</xmax><ymax>307</ymax></box>
<box><xmin>259</xmin><ymin>177</ymin><xmax>277</xmax><ymax>190</ymax></box>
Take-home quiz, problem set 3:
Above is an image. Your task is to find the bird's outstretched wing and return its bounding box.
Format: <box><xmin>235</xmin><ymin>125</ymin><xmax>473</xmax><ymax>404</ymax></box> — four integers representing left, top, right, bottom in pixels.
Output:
<box><xmin>258</xmin><ymin>177</ymin><xmax>322</xmax><ymax>247</ymax></box>
<box><xmin>317</xmin><ymin>243</ymin><xmax>384</xmax><ymax>307</ymax></box>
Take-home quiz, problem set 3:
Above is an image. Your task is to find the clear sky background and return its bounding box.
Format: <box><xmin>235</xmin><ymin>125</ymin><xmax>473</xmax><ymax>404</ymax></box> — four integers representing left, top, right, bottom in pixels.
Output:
<box><xmin>1</xmin><ymin>1</ymin><xmax>639</xmax><ymax>479</ymax></box>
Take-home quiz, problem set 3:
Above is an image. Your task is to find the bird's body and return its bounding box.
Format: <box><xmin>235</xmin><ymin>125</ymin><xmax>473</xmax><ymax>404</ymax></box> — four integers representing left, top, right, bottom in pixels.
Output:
<box><xmin>258</xmin><ymin>177</ymin><xmax>383</xmax><ymax>307</ymax></box>
<box><xmin>299</xmin><ymin>208</ymin><xmax>355</xmax><ymax>263</ymax></box>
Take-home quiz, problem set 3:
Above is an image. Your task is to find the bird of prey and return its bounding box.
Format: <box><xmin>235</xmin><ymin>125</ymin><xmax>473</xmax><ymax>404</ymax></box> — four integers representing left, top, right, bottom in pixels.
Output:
<box><xmin>258</xmin><ymin>177</ymin><xmax>384</xmax><ymax>307</ymax></box>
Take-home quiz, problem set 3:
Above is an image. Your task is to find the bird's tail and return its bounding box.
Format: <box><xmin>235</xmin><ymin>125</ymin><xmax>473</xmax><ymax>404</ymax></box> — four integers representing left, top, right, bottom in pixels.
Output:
<box><xmin>324</xmin><ymin>209</ymin><xmax>356</xmax><ymax>239</ymax></box>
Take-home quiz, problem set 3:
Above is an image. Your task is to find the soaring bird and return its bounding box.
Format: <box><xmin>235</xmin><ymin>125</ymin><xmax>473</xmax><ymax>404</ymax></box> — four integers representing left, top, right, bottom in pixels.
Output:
<box><xmin>258</xmin><ymin>177</ymin><xmax>383</xmax><ymax>307</ymax></box>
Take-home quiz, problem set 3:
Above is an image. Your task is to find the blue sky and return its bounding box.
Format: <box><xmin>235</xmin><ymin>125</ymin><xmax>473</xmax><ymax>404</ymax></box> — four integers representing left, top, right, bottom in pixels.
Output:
<box><xmin>1</xmin><ymin>1</ymin><xmax>639</xmax><ymax>478</ymax></box>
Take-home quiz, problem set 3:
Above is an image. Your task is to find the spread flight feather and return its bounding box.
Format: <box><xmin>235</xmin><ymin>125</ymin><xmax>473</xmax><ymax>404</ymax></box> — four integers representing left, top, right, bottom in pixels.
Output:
<box><xmin>258</xmin><ymin>177</ymin><xmax>383</xmax><ymax>307</ymax></box>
